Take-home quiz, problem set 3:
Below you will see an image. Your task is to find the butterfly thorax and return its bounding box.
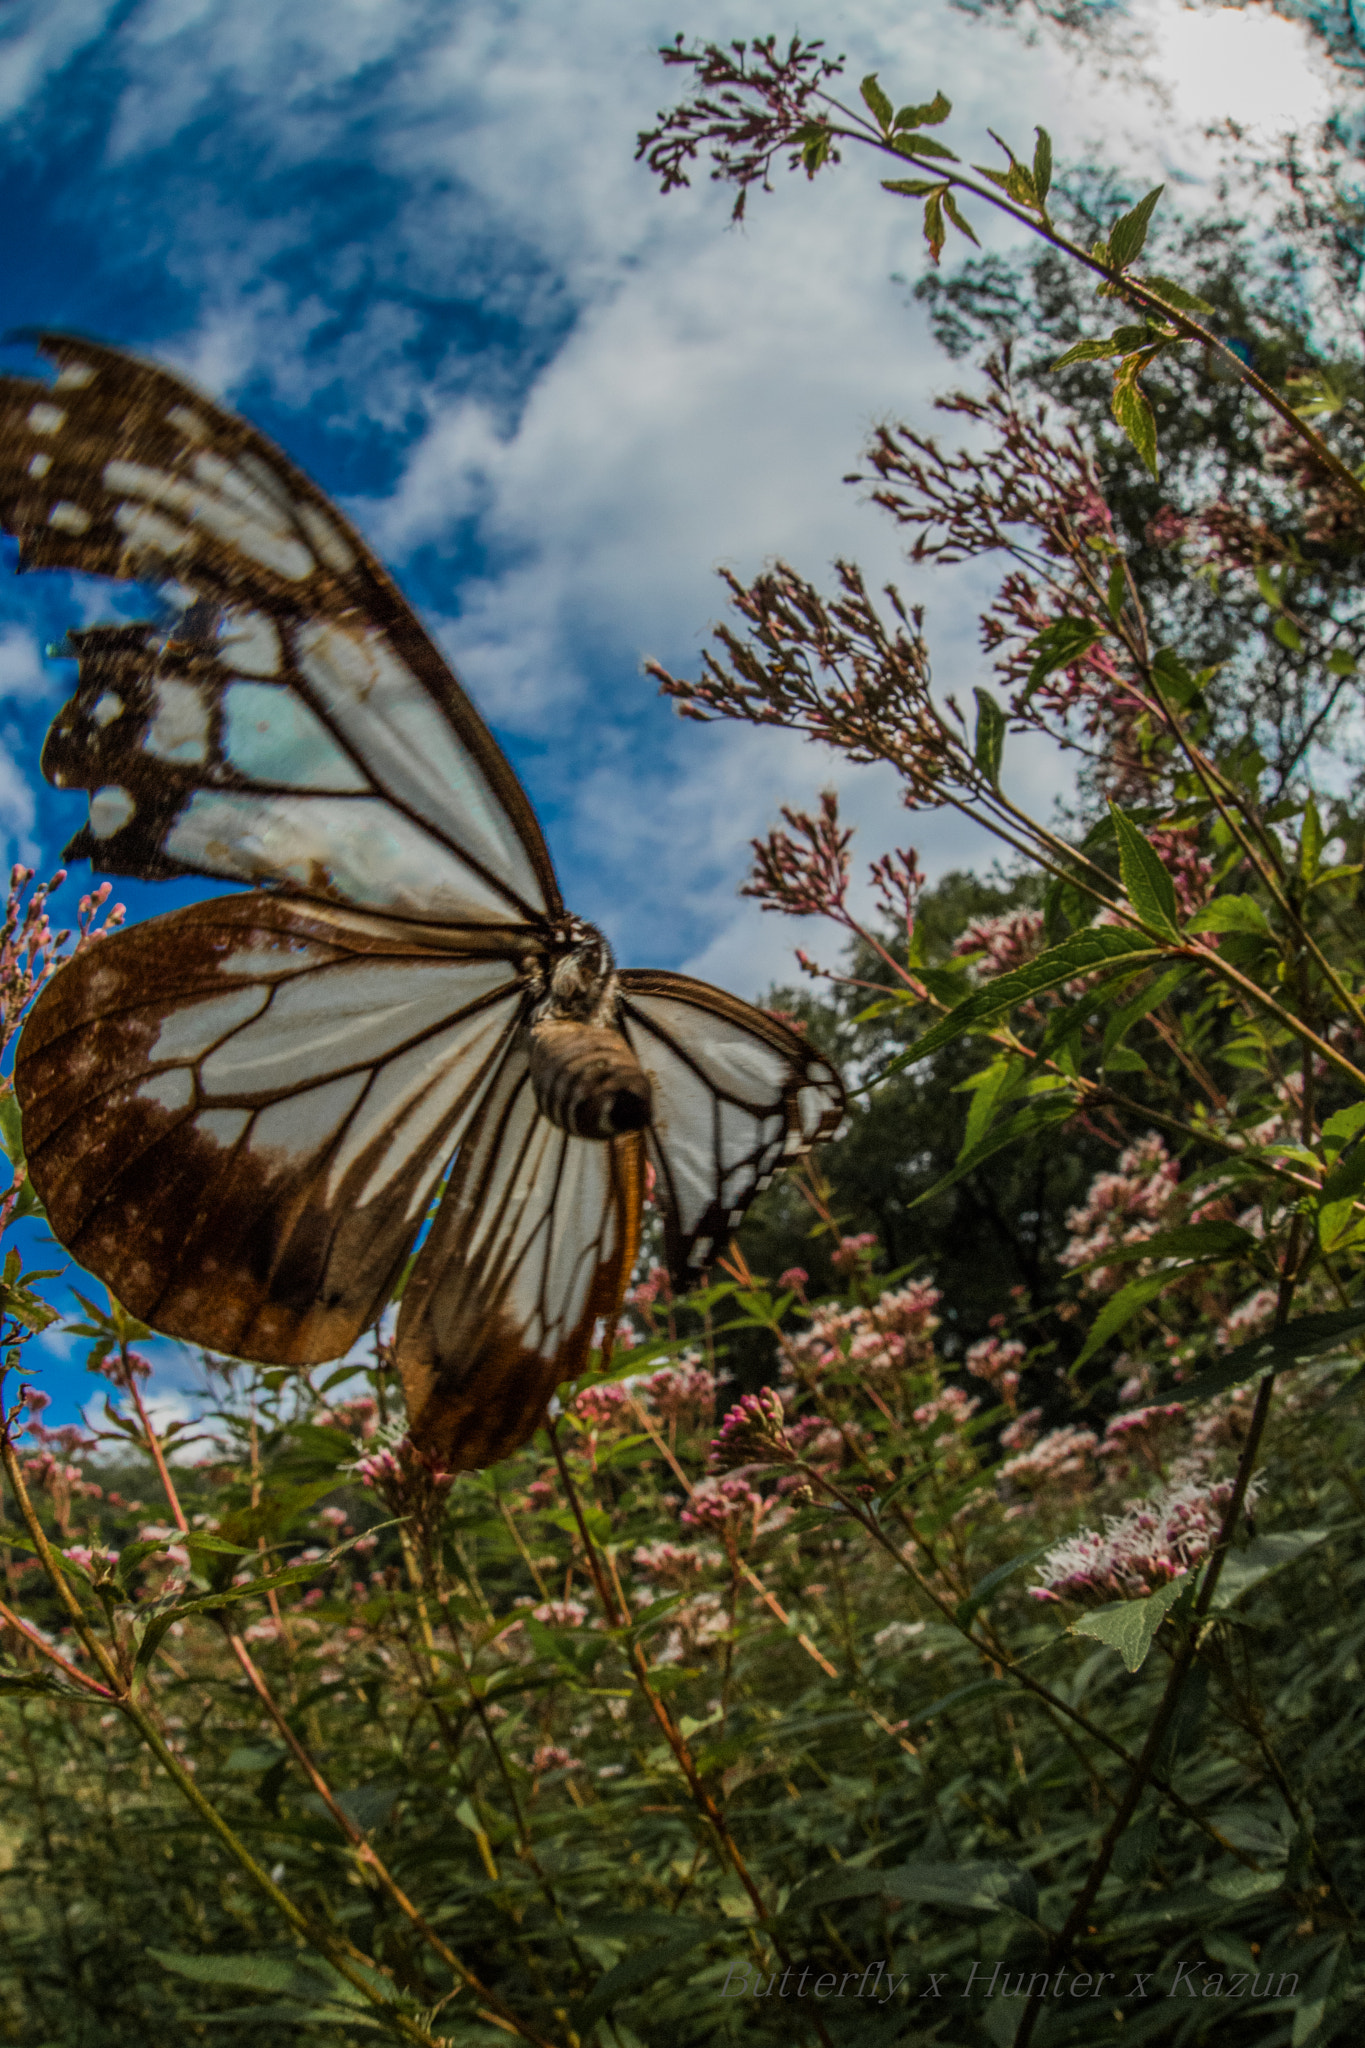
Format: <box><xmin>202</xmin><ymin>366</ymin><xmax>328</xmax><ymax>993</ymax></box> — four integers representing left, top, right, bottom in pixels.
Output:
<box><xmin>525</xmin><ymin>919</ymin><xmax>653</xmax><ymax>1141</ymax></box>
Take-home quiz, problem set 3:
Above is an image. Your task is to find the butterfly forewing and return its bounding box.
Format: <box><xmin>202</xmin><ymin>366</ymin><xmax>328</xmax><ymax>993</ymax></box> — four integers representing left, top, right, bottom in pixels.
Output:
<box><xmin>396</xmin><ymin>1047</ymin><xmax>644</xmax><ymax>1470</ymax></box>
<box><xmin>14</xmin><ymin>895</ymin><xmax>529</xmax><ymax>1365</ymax></box>
<box><xmin>618</xmin><ymin>973</ymin><xmax>844</xmax><ymax>1282</ymax></box>
<box><xmin>0</xmin><ymin>334</ymin><xmax>560</xmax><ymax>923</ymax></box>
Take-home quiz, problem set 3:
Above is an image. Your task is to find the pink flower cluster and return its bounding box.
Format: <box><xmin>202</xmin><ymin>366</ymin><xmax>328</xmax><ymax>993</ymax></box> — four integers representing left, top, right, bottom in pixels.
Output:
<box><xmin>571</xmin><ymin>1382</ymin><xmax>632</xmax><ymax>1430</ymax></box>
<box><xmin>1032</xmin><ymin>1461</ymin><xmax>1265</xmax><ymax>1603</ymax></box>
<box><xmin>998</xmin><ymin>1423</ymin><xmax>1098</xmax><ymax>1492</ymax></box>
<box><xmin>531</xmin><ymin>1599</ymin><xmax>588</xmax><ymax>1628</ymax></box>
<box><xmin>1215</xmin><ymin>1288</ymin><xmax>1278</xmax><ymax>1351</ymax></box>
<box><xmin>1098</xmin><ymin>1402</ymin><xmax>1186</xmax><ymax>1473</ymax></box>
<box><xmin>632</xmin><ymin>1540</ymin><xmax>706</xmax><ymax>1585</ymax></box>
<box><xmin>952</xmin><ymin>908</ymin><xmax>1046</xmax><ymax>980</ymax></box>
<box><xmin>1061</xmin><ymin>1134</ymin><xmax>1182</xmax><ymax>1291</ymax></box>
<box><xmin>680</xmin><ymin>1473</ymin><xmax>766</xmax><ymax>1540</ymax></box>
<box><xmin>317</xmin><ymin>1395</ymin><xmax>380</xmax><ymax>1439</ymax></box>
<box><xmin>784</xmin><ymin>1281</ymin><xmax>942</xmax><ymax>1382</ymax></box>
<box><xmin>912</xmin><ymin>1385</ymin><xmax>980</xmax><ymax>1431</ymax></box>
<box><xmin>353</xmin><ymin>1437</ymin><xmax>453</xmax><ymax>1520</ymax></box>
<box><xmin>831</xmin><ymin>1232</ymin><xmax>878</xmax><ymax>1274</ymax></box>
<box><xmin>965</xmin><ymin>1335</ymin><xmax>1025</xmax><ymax>1403</ymax></box>
<box><xmin>532</xmin><ymin>1743</ymin><xmax>581</xmax><ymax>1773</ymax></box>
<box><xmin>638</xmin><ymin>1356</ymin><xmax>718</xmax><ymax>1426</ymax></box>
<box><xmin>708</xmin><ymin>1388</ymin><xmax>794</xmax><ymax>1470</ymax></box>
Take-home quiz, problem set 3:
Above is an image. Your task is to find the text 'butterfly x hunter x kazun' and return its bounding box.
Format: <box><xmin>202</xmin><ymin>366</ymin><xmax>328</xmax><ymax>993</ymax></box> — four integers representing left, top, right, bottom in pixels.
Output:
<box><xmin>0</xmin><ymin>335</ymin><xmax>844</xmax><ymax>1470</ymax></box>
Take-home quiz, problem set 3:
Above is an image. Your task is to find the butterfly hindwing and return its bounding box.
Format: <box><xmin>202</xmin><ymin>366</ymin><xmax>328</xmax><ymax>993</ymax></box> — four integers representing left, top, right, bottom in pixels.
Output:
<box><xmin>0</xmin><ymin>333</ymin><xmax>560</xmax><ymax>923</ymax></box>
<box><xmin>396</xmin><ymin>1045</ymin><xmax>644</xmax><ymax>1470</ymax></box>
<box><xmin>618</xmin><ymin>972</ymin><xmax>844</xmax><ymax>1283</ymax></box>
<box><xmin>14</xmin><ymin>893</ymin><xmax>529</xmax><ymax>1365</ymax></box>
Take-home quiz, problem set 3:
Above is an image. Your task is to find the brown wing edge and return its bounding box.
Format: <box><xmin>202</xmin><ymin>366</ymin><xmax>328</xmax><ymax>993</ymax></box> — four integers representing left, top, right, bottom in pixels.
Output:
<box><xmin>396</xmin><ymin>1124</ymin><xmax>645</xmax><ymax>1474</ymax></box>
<box><xmin>0</xmin><ymin>331</ymin><xmax>564</xmax><ymax>920</ymax></box>
<box><xmin>13</xmin><ymin>891</ymin><xmax>530</xmax><ymax>1367</ymax></box>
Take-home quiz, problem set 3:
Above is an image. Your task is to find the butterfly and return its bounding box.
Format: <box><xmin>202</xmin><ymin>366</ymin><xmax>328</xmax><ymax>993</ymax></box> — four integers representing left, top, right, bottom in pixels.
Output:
<box><xmin>0</xmin><ymin>334</ymin><xmax>845</xmax><ymax>1469</ymax></box>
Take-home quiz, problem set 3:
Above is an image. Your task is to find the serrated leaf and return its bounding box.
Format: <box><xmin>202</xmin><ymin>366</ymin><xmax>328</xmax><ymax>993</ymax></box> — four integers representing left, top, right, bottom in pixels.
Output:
<box><xmin>894</xmin><ymin>91</ymin><xmax>951</xmax><ymax>128</ymax></box>
<box><xmin>972</xmin><ymin>687</ymin><xmax>1006</xmax><ymax>786</ymax></box>
<box><xmin>1186</xmin><ymin>893</ymin><xmax>1272</xmax><ymax>936</ymax></box>
<box><xmin>1137</xmin><ymin>273</ymin><xmax>1214</xmax><ymax>314</ymax></box>
<box><xmin>909</xmin><ymin>1095</ymin><xmax>1076</xmax><ymax>1210</ymax></box>
<box><xmin>1177</xmin><ymin>1305</ymin><xmax>1365</xmax><ymax>1407</ymax></box>
<box><xmin>1074</xmin><ymin>1575</ymin><xmax>1189</xmax><ymax>1671</ymax></box>
<box><xmin>891</xmin><ymin>131</ymin><xmax>957</xmax><ymax>161</ymax></box>
<box><xmin>1074</xmin><ymin>1221</ymin><xmax>1258</xmax><ymax>1275</ymax></box>
<box><xmin>1032</xmin><ymin>126</ymin><xmax>1052</xmax><ymax>206</ymax></box>
<box><xmin>1102</xmin><ymin>964</ymin><xmax>1192</xmax><ymax>1055</ymax></box>
<box><xmin>1071</xmin><ymin>1273</ymin><xmax>1171</xmax><ymax>1371</ymax></box>
<box><xmin>942</xmin><ymin>189</ymin><xmax>979</xmax><ymax>246</ymax></box>
<box><xmin>1212</xmin><ymin>1528</ymin><xmax>1330</xmax><ymax>1607</ymax></box>
<box><xmin>1112</xmin><ymin>372</ymin><xmax>1159</xmax><ymax>477</ymax></box>
<box><xmin>923</xmin><ymin>188</ymin><xmax>946</xmax><ymax>264</ymax></box>
<box><xmin>882</xmin><ymin>177</ymin><xmax>942</xmax><ymax>198</ymax></box>
<box><xmin>1025</xmin><ymin>614</ymin><xmax>1103</xmax><ymax>692</ymax></box>
<box><xmin>1108</xmin><ymin>185</ymin><xmax>1164</xmax><ymax>270</ymax></box>
<box><xmin>883</xmin><ymin>926</ymin><xmax>1160</xmax><ymax>1075</ymax></box>
<box><xmin>1110</xmin><ymin>804</ymin><xmax>1180</xmax><ymax>936</ymax></box>
<box><xmin>789</xmin><ymin>1856</ymin><xmax>1035</xmax><ymax>1918</ymax></box>
<box><xmin>575</xmin><ymin>1927</ymin><xmax>714</xmax><ymax>2029</ymax></box>
<box><xmin>860</xmin><ymin>74</ymin><xmax>894</xmax><ymax>133</ymax></box>
<box><xmin>1052</xmin><ymin>335</ymin><xmax>1127</xmax><ymax>369</ymax></box>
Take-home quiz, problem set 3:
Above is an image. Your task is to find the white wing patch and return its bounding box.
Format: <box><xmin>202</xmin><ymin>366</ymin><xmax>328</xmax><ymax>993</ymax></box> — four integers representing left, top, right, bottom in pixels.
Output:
<box><xmin>165</xmin><ymin>790</ymin><xmax>523</xmax><ymax>923</ymax></box>
<box><xmin>292</xmin><ymin>618</ymin><xmax>547</xmax><ymax>916</ymax></box>
<box><xmin>620</xmin><ymin>981</ymin><xmax>844</xmax><ymax>1274</ymax></box>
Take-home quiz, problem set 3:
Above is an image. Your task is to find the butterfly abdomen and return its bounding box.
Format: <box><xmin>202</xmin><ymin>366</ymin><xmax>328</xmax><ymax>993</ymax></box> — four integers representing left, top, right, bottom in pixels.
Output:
<box><xmin>526</xmin><ymin>1017</ymin><xmax>653</xmax><ymax>1139</ymax></box>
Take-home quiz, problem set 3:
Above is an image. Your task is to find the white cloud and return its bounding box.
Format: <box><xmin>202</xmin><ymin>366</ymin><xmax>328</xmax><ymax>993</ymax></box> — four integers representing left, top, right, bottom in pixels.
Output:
<box><xmin>0</xmin><ymin>625</ymin><xmax>52</xmax><ymax>705</ymax></box>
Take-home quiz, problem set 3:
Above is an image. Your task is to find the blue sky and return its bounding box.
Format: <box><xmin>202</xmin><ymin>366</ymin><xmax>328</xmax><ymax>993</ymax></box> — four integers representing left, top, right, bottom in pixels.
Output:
<box><xmin>0</xmin><ymin>0</ymin><xmax>1341</xmax><ymax>1426</ymax></box>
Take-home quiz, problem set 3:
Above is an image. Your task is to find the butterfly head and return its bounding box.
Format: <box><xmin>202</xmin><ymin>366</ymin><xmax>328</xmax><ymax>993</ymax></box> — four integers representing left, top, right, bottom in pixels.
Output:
<box><xmin>527</xmin><ymin>921</ymin><xmax>652</xmax><ymax>1138</ymax></box>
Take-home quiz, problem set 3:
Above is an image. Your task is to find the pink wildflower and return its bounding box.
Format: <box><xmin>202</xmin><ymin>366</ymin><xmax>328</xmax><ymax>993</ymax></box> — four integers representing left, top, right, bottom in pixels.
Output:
<box><xmin>997</xmin><ymin>1424</ymin><xmax>1098</xmax><ymax>1492</ymax></box>
<box><xmin>531</xmin><ymin>1599</ymin><xmax>588</xmax><ymax>1628</ymax></box>
<box><xmin>708</xmin><ymin>1388</ymin><xmax>795</xmax><ymax>1470</ymax></box>
<box><xmin>572</xmin><ymin>1382</ymin><xmax>631</xmax><ymax>1430</ymax></box>
<box><xmin>532</xmin><ymin>1744</ymin><xmax>581</xmax><ymax>1774</ymax></box>
<box><xmin>831</xmin><ymin>1232</ymin><xmax>878</xmax><ymax>1274</ymax></box>
<box><xmin>1032</xmin><ymin>1461</ymin><xmax>1266</xmax><ymax>1603</ymax></box>
<box><xmin>952</xmin><ymin>908</ymin><xmax>1045</xmax><ymax>979</ymax></box>
<box><xmin>1061</xmin><ymin>1134</ymin><xmax>1182</xmax><ymax>1291</ymax></box>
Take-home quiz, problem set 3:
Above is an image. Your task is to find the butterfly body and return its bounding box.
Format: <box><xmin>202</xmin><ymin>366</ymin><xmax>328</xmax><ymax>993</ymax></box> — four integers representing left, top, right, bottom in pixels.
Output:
<box><xmin>1</xmin><ymin>334</ymin><xmax>845</xmax><ymax>1469</ymax></box>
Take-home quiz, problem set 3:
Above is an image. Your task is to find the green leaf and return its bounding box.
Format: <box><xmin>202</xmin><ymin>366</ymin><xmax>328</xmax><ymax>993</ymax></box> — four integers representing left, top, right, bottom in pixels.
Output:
<box><xmin>1031</xmin><ymin>126</ymin><xmax>1052</xmax><ymax>206</ymax></box>
<box><xmin>1318</xmin><ymin>1137</ymin><xmax>1365</xmax><ymax>1206</ymax></box>
<box><xmin>942</xmin><ymin>189</ymin><xmax>979</xmax><ymax>246</ymax></box>
<box><xmin>1102</xmin><ymin>964</ymin><xmax>1192</xmax><ymax>1056</ymax></box>
<box><xmin>1074</xmin><ymin>1575</ymin><xmax>1189</xmax><ymax>1671</ymax></box>
<box><xmin>150</xmin><ymin>1949</ymin><xmax>391</xmax><ymax>2006</ymax></box>
<box><xmin>972</xmin><ymin>687</ymin><xmax>1006</xmax><ymax>787</ymax></box>
<box><xmin>798</xmin><ymin>123</ymin><xmax>833</xmax><ymax>176</ymax></box>
<box><xmin>1186</xmin><ymin>893</ymin><xmax>1272</xmax><ymax>936</ymax></box>
<box><xmin>891</xmin><ymin>131</ymin><xmax>957</xmax><ymax>161</ymax></box>
<box><xmin>1150</xmin><ymin>646</ymin><xmax>1208</xmax><ymax>706</ymax></box>
<box><xmin>1074</xmin><ymin>1221</ymin><xmax>1258</xmax><ymax>1275</ymax></box>
<box><xmin>860</xmin><ymin>73</ymin><xmax>894</xmax><ymax>133</ymax></box>
<box><xmin>923</xmin><ymin>188</ymin><xmax>946</xmax><ymax>264</ymax></box>
<box><xmin>1109</xmin><ymin>804</ymin><xmax>1180</xmax><ymax>937</ymax></box>
<box><xmin>1024</xmin><ymin>614</ymin><xmax>1103</xmax><ymax>691</ymax></box>
<box><xmin>1107</xmin><ymin>185</ymin><xmax>1164</xmax><ymax>270</ymax></box>
<box><xmin>882</xmin><ymin>177</ymin><xmax>941</xmax><ymax>199</ymax></box>
<box><xmin>1177</xmin><ymin>1305</ymin><xmax>1365</xmax><ymax>1407</ymax></box>
<box><xmin>1136</xmin><ymin>274</ymin><xmax>1214</xmax><ymax>314</ymax></box>
<box><xmin>1212</xmin><ymin>1529</ymin><xmax>1330</xmax><ymax>1608</ymax></box>
<box><xmin>909</xmin><ymin>1095</ymin><xmax>1076</xmax><ymax>1210</ymax></box>
<box><xmin>885</xmin><ymin>926</ymin><xmax>1160</xmax><ymax>1074</ymax></box>
<box><xmin>575</xmin><ymin>1927</ymin><xmax>715</xmax><ymax>2029</ymax></box>
<box><xmin>1072</xmin><ymin>1273</ymin><xmax>1172</xmax><ymax>1372</ymax></box>
<box><xmin>789</xmin><ymin>1857</ymin><xmax>1035</xmax><ymax>1918</ymax></box>
<box><xmin>1112</xmin><ymin>372</ymin><xmax>1159</xmax><ymax>477</ymax></box>
<box><xmin>955</xmin><ymin>1545</ymin><xmax>1050</xmax><ymax>1632</ymax></box>
<box><xmin>893</xmin><ymin>91</ymin><xmax>951</xmax><ymax>128</ymax></box>
<box><xmin>1273</xmin><ymin>615</ymin><xmax>1303</xmax><ymax>651</ymax></box>
<box><xmin>1323</xmin><ymin>1101</ymin><xmax>1365</xmax><ymax>1152</ymax></box>
<box><xmin>1105</xmin><ymin>558</ymin><xmax>1127</xmax><ymax>624</ymax></box>
<box><xmin>1301</xmin><ymin>790</ymin><xmax>1326</xmax><ymax>880</ymax></box>
<box><xmin>1051</xmin><ymin>335</ymin><xmax>1127</xmax><ymax>369</ymax></box>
